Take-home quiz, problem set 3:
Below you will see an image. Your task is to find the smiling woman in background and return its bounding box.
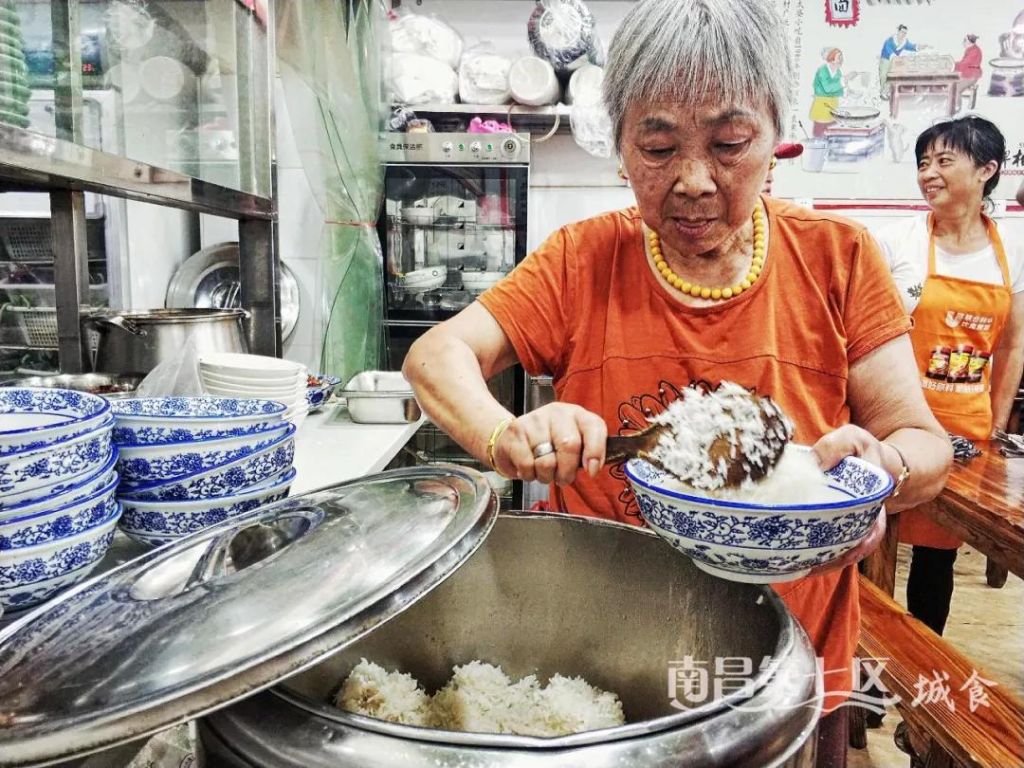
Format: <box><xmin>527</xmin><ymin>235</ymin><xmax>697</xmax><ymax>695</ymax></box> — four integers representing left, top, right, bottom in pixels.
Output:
<box><xmin>877</xmin><ymin>116</ymin><xmax>1024</xmax><ymax>641</ymax></box>
<box><xmin>404</xmin><ymin>2</ymin><xmax>952</xmax><ymax>765</ymax></box>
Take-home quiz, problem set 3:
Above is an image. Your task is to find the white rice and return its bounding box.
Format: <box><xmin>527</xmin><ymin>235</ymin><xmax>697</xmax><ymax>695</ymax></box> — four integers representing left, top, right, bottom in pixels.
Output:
<box><xmin>336</xmin><ymin>659</ymin><xmax>625</xmax><ymax>736</ymax></box>
<box><xmin>335</xmin><ymin>658</ymin><xmax>431</xmax><ymax>726</ymax></box>
<box><xmin>659</xmin><ymin>444</ymin><xmax>835</xmax><ymax>506</ymax></box>
<box><xmin>649</xmin><ymin>382</ymin><xmax>793</xmax><ymax>491</ymax></box>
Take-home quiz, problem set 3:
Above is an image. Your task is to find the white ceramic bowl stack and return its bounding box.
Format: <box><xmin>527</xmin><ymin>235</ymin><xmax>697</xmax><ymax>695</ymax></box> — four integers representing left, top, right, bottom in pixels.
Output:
<box><xmin>198</xmin><ymin>353</ymin><xmax>310</xmax><ymax>427</ymax></box>
<box><xmin>0</xmin><ymin>389</ymin><xmax>120</xmax><ymax>611</ymax></box>
<box><xmin>111</xmin><ymin>397</ymin><xmax>298</xmax><ymax>547</ymax></box>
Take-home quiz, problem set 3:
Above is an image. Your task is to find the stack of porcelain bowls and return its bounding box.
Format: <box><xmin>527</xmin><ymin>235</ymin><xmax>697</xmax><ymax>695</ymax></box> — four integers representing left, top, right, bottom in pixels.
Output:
<box><xmin>0</xmin><ymin>389</ymin><xmax>119</xmax><ymax>611</ymax></box>
<box><xmin>198</xmin><ymin>353</ymin><xmax>310</xmax><ymax>425</ymax></box>
<box><xmin>111</xmin><ymin>397</ymin><xmax>297</xmax><ymax>547</ymax></box>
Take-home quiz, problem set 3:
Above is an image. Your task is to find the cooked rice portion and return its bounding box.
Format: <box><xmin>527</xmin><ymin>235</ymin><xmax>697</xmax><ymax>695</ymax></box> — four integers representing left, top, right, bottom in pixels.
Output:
<box><xmin>336</xmin><ymin>659</ymin><xmax>625</xmax><ymax>736</ymax></box>
<box><xmin>536</xmin><ymin>674</ymin><xmax>626</xmax><ymax>735</ymax></box>
<box><xmin>335</xmin><ymin>658</ymin><xmax>430</xmax><ymax>726</ymax></box>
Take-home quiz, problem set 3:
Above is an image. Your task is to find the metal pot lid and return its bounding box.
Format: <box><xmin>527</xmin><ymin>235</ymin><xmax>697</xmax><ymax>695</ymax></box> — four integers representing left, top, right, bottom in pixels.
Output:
<box><xmin>0</xmin><ymin>465</ymin><xmax>497</xmax><ymax>767</ymax></box>
<box><xmin>165</xmin><ymin>242</ymin><xmax>301</xmax><ymax>341</ymax></box>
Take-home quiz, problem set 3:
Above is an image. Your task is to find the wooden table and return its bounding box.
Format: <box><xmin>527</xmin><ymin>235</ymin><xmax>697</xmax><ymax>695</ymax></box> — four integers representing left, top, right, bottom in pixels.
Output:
<box><xmin>862</xmin><ymin>442</ymin><xmax>1024</xmax><ymax>595</ymax></box>
<box><xmin>888</xmin><ymin>72</ymin><xmax>961</xmax><ymax>119</ymax></box>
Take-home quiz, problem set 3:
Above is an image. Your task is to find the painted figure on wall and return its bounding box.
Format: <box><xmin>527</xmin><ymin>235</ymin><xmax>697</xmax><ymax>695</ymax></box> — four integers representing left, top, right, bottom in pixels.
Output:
<box><xmin>955</xmin><ymin>34</ymin><xmax>983</xmax><ymax>82</ymax></box>
<box><xmin>810</xmin><ymin>48</ymin><xmax>845</xmax><ymax>137</ymax></box>
<box><xmin>879</xmin><ymin>24</ymin><xmax>919</xmax><ymax>99</ymax></box>
<box><xmin>989</xmin><ymin>8</ymin><xmax>1024</xmax><ymax>98</ymax></box>
<box><xmin>954</xmin><ymin>34</ymin><xmax>983</xmax><ymax>108</ymax></box>
<box><xmin>997</xmin><ymin>9</ymin><xmax>1024</xmax><ymax>60</ymax></box>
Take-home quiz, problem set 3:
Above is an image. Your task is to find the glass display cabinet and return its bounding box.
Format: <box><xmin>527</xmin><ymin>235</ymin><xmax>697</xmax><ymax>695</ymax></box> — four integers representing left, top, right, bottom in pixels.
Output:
<box><xmin>0</xmin><ymin>0</ymin><xmax>278</xmax><ymax>372</ymax></box>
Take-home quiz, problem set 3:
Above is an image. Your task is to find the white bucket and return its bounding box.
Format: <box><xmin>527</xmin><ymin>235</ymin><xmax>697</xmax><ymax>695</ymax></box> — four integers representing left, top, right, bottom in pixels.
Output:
<box><xmin>802</xmin><ymin>139</ymin><xmax>828</xmax><ymax>173</ymax></box>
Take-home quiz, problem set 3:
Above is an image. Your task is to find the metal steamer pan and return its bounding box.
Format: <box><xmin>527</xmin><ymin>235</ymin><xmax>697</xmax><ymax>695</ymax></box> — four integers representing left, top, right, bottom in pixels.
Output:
<box><xmin>199</xmin><ymin>515</ymin><xmax>820</xmax><ymax>768</ymax></box>
<box><xmin>0</xmin><ymin>468</ymin><xmax>820</xmax><ymax>768</ymax></box>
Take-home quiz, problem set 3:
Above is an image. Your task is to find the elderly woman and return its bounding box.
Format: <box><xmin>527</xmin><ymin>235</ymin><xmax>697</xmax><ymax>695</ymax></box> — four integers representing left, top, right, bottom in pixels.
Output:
<box><xmin>404</xmin><ymin>1</ymin><xmax>952</xmax><ymax>765</ymax></box>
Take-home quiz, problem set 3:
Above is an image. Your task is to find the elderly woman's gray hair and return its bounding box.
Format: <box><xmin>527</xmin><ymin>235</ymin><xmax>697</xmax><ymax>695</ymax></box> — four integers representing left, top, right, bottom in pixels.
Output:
<box><xmin>603</xmin><ymin>0</ymin><xmax>793</xmax><ymax>148</ymax></box>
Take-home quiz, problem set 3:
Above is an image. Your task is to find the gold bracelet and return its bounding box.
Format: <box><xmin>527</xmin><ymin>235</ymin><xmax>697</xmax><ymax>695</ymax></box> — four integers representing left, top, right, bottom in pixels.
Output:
<box><xmin>486</xmin><ymin>416</ymin><xmax>515</xmax><ymax>477</ymax></box>
<box><xmin>887</xmin><ymin>443</ymin><xmax>911</xmax><ymax>498</ymax></box>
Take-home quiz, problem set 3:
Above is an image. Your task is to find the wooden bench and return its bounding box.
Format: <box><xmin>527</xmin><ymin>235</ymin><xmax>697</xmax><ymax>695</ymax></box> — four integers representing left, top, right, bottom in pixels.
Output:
<box><xmin>853</xmin><ymin>574</ymin><xmax>1024</xmax><ymax>767</ymax></box>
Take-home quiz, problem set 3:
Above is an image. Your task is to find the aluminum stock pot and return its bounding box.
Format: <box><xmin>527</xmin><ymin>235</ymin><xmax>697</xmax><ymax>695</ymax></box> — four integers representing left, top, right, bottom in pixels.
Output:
<box><xmin>0</xmin><ymin>467</ymin><xmax>820</xmax><ymax>768</ymax></box>
<box><xmin>84</xmin><ymin>309</ymin><xmax>248</xmax><ymax>376</ymax></box>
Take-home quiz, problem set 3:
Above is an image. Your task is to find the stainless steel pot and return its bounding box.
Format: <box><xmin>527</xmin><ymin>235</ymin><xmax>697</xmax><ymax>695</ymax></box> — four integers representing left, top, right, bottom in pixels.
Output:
<box><xmin>84</xmin><ymin>309</ymin><xmax>248</xmax><ymax>376</ymax></box>
<box><xmin>198</xmin><ymin>514</ymin><xmax>821</xmax><ymax>768</ymax></box>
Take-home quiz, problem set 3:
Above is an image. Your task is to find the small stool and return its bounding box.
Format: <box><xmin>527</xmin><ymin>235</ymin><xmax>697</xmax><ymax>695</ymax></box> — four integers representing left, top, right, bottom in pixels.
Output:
<box><xmin>958</xmin><ymin>80</ymin><xmax>979</xmax><ymax>110</ymax></box>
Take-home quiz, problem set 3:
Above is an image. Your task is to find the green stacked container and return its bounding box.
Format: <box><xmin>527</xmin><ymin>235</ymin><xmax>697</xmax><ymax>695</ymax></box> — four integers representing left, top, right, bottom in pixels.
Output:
<box><xmin>0</xmin><ymin>0</ymin><xmax>30</xmax><ymax>129</ymax></box>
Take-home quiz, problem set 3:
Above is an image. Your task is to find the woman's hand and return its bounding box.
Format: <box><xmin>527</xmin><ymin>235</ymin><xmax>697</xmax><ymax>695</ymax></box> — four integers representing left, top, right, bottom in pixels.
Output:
<box><xmin>492</xmin><ymin>404</ymin><xmax>608</xmax><ymax>485</ymax></box>
<box><xmin>807</xmin><ymin>424</ymin><xmax>901</xmax><ymax>575</ymax></box>
<box><xmin>812</xmin><ymin>423</ymin><xmax>902</xmax><ymax>482</ymax></box>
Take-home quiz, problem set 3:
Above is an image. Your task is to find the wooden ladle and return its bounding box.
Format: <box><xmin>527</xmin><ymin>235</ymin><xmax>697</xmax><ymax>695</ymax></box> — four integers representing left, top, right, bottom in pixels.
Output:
<box><xmin>606</xmin><ymin>383</ymin><xmax>793</xmax><ymax>490</ymax></box>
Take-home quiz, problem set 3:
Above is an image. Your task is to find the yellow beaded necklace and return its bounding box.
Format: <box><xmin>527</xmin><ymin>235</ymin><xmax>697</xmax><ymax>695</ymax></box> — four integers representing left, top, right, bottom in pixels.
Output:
<box><xmin>648</xmin><ymin>203</ymin><xmax>766</xmax><ymax>301</ymax></box>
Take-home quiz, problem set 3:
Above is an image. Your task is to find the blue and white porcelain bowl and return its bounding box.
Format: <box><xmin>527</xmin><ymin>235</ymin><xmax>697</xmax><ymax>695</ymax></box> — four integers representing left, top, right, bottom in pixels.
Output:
<box><xmin>0</xmin><ymin>450</ymin><xmax>117</xmax><ymax>512</ymax></box>
<box><xmin>120</xmin><ymin>467</ymin><xmax>296</xmax><ymax>544</ymax></box>
<box><xmin>0</xmin><ymin>416</ymin><xmax>114</xmax><ymax>497</ymax></box>
<box><xmin>0</xmin><ymin>508</ymin><xmax>120</xmax><ymax>609</ymax></box>
<box><xmin>118</xmin><ymin>424</ymin><xmax>296</xmax><ymax>502</ymax></box>
<box><xmin>116</xmin><ymin>421</ymin><xmax>292</xmax><ymax>485</ymax></box>
<box><xmin>625</xmin><ymin>454</ymin><xmax>893</xmax><ymax>584</ymax></box>
<box><xmin>0</xmin><ymin>388</ymin><xmax>111</xmax><ymax>456</ymax></box>
<box><xmin>0</xmin><ymin>474</ymin><xmax>119</xmax><ymax>550</ymax></box>
<box><xmin>305</xmin><ymin>374</ymin><xmax>342</xmax><ymax>412</ymax></box>
<box><xmin>111</xmin><ymin>396</ymin><xmax>287</xmax><ymax>446</ymax></box>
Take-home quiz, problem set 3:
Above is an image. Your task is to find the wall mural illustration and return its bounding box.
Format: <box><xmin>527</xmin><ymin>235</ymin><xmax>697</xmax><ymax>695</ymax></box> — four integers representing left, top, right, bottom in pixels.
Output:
<box><xmin>772</xmin><ymin>0</ymin><xmax>1024</xmax><ymax>201</ymax></box>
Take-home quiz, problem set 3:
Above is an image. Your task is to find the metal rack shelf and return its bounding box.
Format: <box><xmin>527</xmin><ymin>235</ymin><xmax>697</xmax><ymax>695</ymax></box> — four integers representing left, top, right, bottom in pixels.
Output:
<box><xmin>0</xmin><ymin>125</ymin><xmax>273</xmax><ymax>220</ymax></box>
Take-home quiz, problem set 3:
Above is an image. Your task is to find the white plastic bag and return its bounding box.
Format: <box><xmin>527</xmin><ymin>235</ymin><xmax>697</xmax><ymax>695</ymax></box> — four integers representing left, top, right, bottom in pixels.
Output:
<box><xmin>390</xmin><ymin>11</ymin><xmax>464</xmax><ymax>70</ymax></box>
<box><xmin>570</xmin><ymin>103</ymin><xmax>613</xmax><ymax>158</ymax></box>
<box><xmin>135</xmin><ymin>336</ymin><xmax>204</xmax><ymax>397</ymax></box>
<box><xmin>459</xmin><ymin>45</ymin><xmax>512</xmax><ymax>105</ymax></box>
<box><xmin>527</xmin><ymin>0</ymin><xmax>601</xmax><ymax>74</ymax></box>
<box><xmin>390</xmin><ymin>53</ymin><xmax>458</xmax><ymax>105</ymax></box>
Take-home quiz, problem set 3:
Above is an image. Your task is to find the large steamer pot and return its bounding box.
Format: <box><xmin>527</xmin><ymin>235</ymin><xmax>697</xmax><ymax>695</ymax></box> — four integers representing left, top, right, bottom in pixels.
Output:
<box><xmin>84</xmin><ymin>309</ymin><xmax>248</xmax><ymax>376</ymax></box>
<box><xmin>198</xmin><ymin>514</ymin><xmax>821</xmax><ymax>768</ymax></box>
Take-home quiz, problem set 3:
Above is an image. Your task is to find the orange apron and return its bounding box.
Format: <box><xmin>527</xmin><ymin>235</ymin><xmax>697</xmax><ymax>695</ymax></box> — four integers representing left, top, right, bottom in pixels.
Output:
<box><xmin>900</xmin><ymin>214</ymin><xmax>1012</xmax><ymax>548</ymax></box>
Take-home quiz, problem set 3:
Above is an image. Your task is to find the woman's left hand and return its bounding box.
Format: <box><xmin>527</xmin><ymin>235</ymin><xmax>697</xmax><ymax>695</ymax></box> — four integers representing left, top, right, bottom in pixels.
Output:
<box><xmin>807</xmin><ymin>424</ymin><xmax>899</xmax><ymax>576</ymax></box>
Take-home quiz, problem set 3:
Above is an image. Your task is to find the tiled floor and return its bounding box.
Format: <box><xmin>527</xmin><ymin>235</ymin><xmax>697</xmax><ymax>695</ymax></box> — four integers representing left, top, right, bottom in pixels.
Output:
<box><xmin>848</xmin><ymin>544</ymin><xmax>1024</xmax><ymax>767</ymax></box>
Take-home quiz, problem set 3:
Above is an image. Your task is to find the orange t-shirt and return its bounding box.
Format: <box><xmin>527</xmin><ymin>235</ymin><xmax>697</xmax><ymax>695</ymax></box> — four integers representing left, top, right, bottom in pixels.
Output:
<box><xmin>479</xmin><ymin>197</ymin><xmax>911</xmax><ymax>711</ymax></box>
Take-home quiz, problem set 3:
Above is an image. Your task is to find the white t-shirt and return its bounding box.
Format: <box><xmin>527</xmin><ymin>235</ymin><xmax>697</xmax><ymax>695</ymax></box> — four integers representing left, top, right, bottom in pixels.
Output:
<box><xmin>874</xmin><ymin>216</ymin><xmax>1024</xmax><ymax>314</ymax></box>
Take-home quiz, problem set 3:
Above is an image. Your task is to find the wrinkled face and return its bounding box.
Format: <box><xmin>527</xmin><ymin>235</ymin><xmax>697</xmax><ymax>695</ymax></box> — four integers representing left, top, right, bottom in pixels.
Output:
<box><xmin>619</xmin><ymin>98</ymin><xmax>775</xmax><ymax>256</ymax></box>
<box><xmin>917</xmin><ymin>141</ymin><xmax>996</xmax><ymax>209</ymax></box>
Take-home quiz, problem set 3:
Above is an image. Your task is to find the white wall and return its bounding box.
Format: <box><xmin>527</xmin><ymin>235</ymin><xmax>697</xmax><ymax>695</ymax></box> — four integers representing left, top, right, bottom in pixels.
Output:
<box><xmin>199</xmin><ymin>77</ymin><xmax>323</xmax><ymax>372</ymax></box>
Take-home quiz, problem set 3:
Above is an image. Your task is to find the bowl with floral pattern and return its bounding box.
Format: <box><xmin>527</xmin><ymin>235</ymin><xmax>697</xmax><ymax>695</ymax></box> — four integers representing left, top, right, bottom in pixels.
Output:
<box><xmin>624</xmin><ymin>452</ymin><xmax>892</xmax><ymax>584</ymax></box>
<box><xmin>0</xmin><ymin>450</ymin><xmax>117</xmax><ymax>512</ymax></box>
<box><xmin>119</xmin><ymin>467</ymin><xmax>296</xmax><ymax>545</ymax></box>
<box><xmin>117</xmin><ymin>425</ymin><xmax>296</xmax><ymax>502</ymax></box>
<box><xmin>110</xmin><ymin>396</ymin><xmax>287</xmax><ymax>446</ymax></box>
<box><xmin>305</xmin><ymin>374</ymin><xmax>342</xmax><ymax>413</ymax></box>
<box><xmin>0</xmin><ymin>387</ymin><xmax>111</xmax><ymax>457</ymax></box>
<box><xmin>0</xmin><ymin>506</ymin><xmax>120</xmax><ymax>610</ymax></box>
<box><xmin>0</xmin><ymin>416</ymin><xmax>114</xmax><ymax>498</ymax></box>
<box><xmin>115</xmin><ymin>421</ymin><xmax>291</xmax><ymax>485</ymax></box>
<box><xmin>0</xmin><ymin>473</ymin><xmax>119</xmax><ymax>551</ymax></box>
